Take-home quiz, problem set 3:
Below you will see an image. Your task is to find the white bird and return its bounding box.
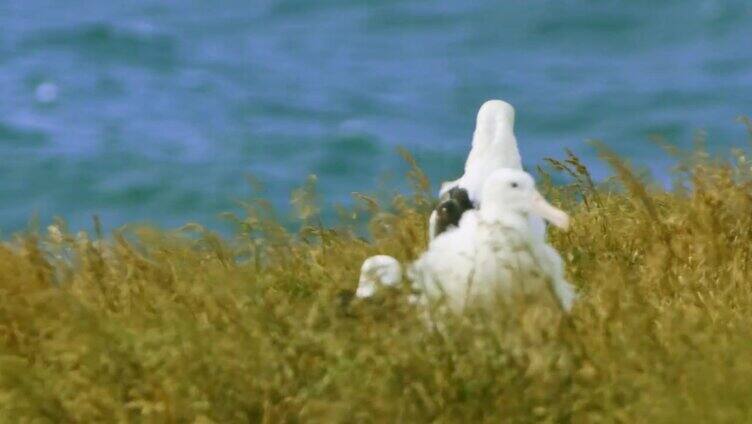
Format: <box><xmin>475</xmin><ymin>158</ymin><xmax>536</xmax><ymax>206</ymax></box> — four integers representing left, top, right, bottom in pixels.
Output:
<box><xmin>441</xmin><ymin>99</ymin><xmax>522</xmax><ymax>201</ymax></box>
<box><xmin>355</xmin><ymin>255</ymin><xmax>402</xmax><ymax>298</ymax></box>
<box><xmin>429</xmin><ymin>100</ymin><xmax>546</xmax><ymax>240</ymax></box>
<box><xmin>410</xmin><ymin>168</ymin><xmax>576</xmax><ymax>314</ymax></box>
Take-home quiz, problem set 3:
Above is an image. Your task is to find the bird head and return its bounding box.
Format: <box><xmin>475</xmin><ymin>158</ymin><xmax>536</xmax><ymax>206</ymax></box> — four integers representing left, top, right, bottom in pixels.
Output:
<box><xmin>476</xmin><ymin>99</ymin><xmax>515</xmax><ymax>131</ymax></box>
<box><xmin>433</xmin><ymin>187</ymin><xmax>474</xmax><ymax>236</ymax></box>
<box><xmin>475</xmin><ymin>100</ymin><xmax>515</xmax><ymax>139</ymax></box>
<box><xmin>480</xmin><ymin>169</ymin><xmax>569</xmax><ymax>230</ymax></box>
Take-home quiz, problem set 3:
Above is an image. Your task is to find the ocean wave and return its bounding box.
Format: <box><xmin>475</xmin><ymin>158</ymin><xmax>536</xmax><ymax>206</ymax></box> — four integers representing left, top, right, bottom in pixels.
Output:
<box><xmin>19</xmin><ymin>22</ymin><xmax>178</xmax><ymax>69</ymax></box>
<box><xmin>0</xmin><ymin>121</ymin><xmax>48</xmax><ymax>147</ymax></box>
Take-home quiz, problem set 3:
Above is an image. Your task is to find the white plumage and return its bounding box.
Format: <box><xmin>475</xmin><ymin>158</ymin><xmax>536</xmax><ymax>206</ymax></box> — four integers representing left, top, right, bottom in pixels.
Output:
<box><xmin>429</xmin><ymin>99</ymin><xmax>545</xmax><ymax>241</ymax></box>
<box><xmin>355</xmin><ymin>255</ymin><xmax>402</xmax><ymax>298</ymax></box>
<box><xmin>410</xmin><ymin>169</ymin><xmax>576</xmax><ymax>313</ymax></box>
<box><xmin>440</xmin><ymin>99</ymin><xmax>522</xmax><ymax>202</ymax></box>
<box><xmin>356</xmin><ymin>101</ymin><xmax>573</xmax><ymax>307</ymax></box>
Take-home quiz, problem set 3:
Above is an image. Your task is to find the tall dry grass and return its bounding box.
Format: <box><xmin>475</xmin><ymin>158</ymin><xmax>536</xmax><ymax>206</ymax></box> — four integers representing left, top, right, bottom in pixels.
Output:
<box><xmin>2</xmin><ymin>132</ymin><xmax>752</xmax><ymax>422</ymax></box>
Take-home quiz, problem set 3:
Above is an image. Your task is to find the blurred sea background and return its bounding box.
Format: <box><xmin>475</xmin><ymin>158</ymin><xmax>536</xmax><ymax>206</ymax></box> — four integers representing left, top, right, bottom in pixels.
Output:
<box><xmin>1</xmin><ymin>0</ymin><xmax>751</xmax><ymax>233</ymax></box>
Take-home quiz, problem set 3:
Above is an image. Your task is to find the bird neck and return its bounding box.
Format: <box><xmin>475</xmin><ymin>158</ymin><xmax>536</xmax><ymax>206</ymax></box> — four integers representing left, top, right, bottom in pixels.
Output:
<box><xmin>480</xmin><ymin>207</ymin><xmax>531</xmax><ymax>233</ymax></box>
<box><xmin>467</xmin><ymin>127</ymin><xmax>522</xmax><ymax>171</ymax></box>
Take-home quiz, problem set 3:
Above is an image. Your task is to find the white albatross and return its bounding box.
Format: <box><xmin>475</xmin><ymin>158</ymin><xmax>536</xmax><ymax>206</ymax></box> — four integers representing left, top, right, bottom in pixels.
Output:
<box><xmin>440</xmin><ymin>99</ymin><xmax>522</xmax><ymax>201</ymax></box>
<box><xmin>429</xmin><ymin>100</ymin><xmax>546</xmax><ymax>240</ymax></box>
<box><xmin>356</xmin><ymin>101</ymin><xmax>554</xmax><ymax>300</ymax></box>
<box><xmin>410</xmin><ymin>168</ymin><xmax>577</xmax><ymax>313</ymax></box>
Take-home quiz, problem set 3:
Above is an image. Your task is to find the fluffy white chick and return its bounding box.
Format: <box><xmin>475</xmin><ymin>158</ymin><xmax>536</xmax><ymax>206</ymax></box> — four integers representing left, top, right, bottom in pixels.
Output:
<box><xmin>355</xmin><ymin>255</ymin><xmax>403</xmax><ymax>298</ymax></box>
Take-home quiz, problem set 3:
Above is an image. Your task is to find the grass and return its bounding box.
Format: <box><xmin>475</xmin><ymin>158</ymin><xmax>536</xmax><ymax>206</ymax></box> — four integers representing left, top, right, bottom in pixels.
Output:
<box><xmin>3</xmin><ymin>131</ymin><xmax>752</xmax><ymax>422</ymax></box>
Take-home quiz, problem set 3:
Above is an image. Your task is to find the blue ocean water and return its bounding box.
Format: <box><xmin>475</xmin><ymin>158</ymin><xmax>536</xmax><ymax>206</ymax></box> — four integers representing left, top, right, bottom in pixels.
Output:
<box><xmin>1</xmin><ymin>1</ymin><xmax>751</xmax><ymax>233</ymax></box>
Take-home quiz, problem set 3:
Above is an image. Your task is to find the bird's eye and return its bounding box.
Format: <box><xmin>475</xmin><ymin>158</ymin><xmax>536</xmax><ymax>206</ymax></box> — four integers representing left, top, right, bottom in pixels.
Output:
<box><xmin>510</xmin><ymin>182</ymin><xmax>519</xmax><ymax>188</ymax></box>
